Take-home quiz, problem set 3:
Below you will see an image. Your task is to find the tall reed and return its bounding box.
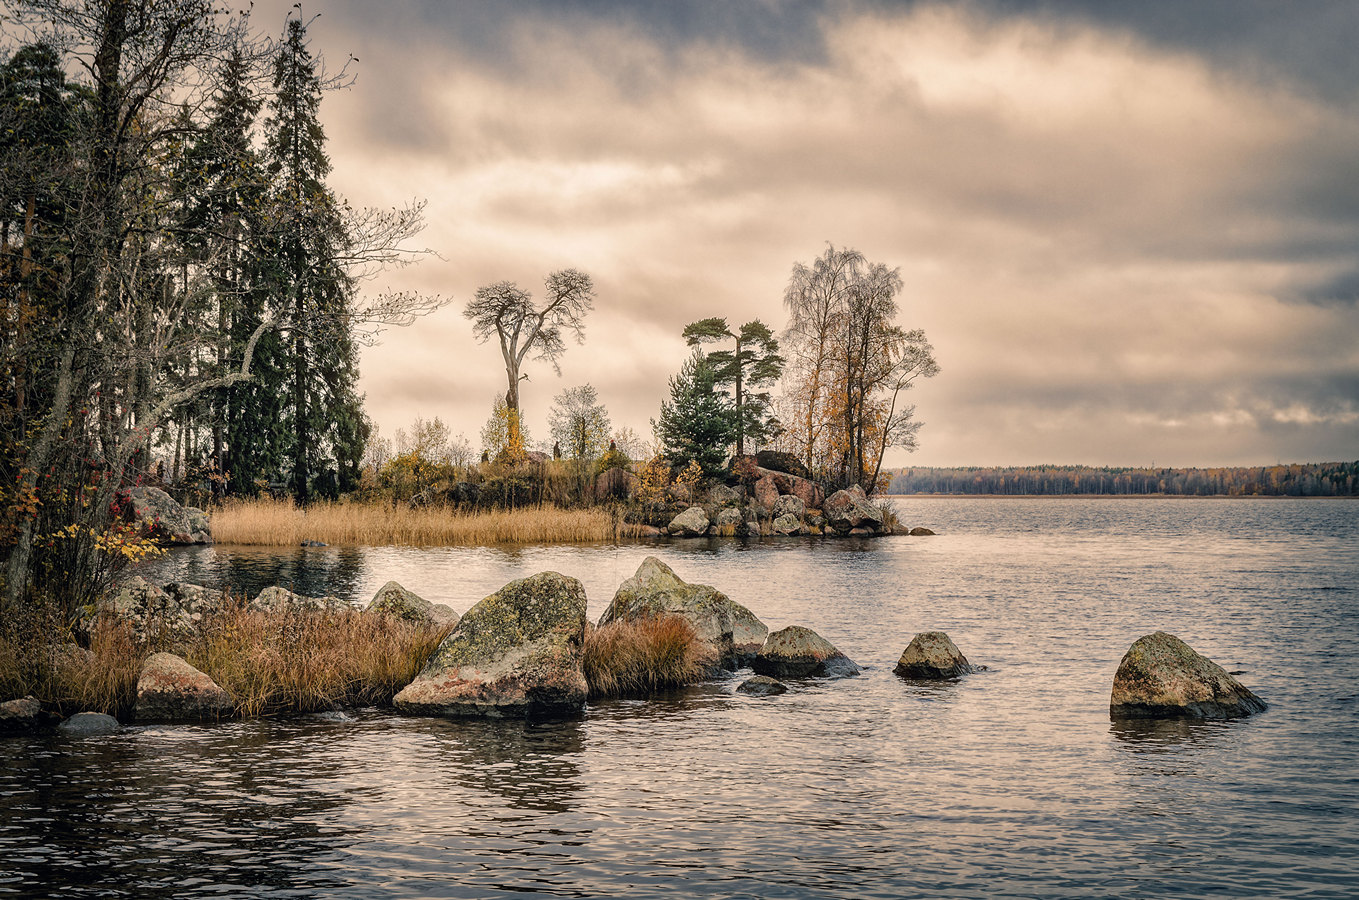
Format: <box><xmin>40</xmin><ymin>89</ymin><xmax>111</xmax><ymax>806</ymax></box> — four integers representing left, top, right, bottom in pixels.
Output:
<box><xmin>210</xmin><ymin>498</ymin><xmax>640</xmax><ymax>546</ymax></box>
<box><xmin>582</xmin><ymin>615</ymin><xmax>716</xmax><ymax>699</ymax></box>
<box><xmin>0</xmin><ymin>612</ymin><xmax>141</xmax><ymax>717</ymax></box>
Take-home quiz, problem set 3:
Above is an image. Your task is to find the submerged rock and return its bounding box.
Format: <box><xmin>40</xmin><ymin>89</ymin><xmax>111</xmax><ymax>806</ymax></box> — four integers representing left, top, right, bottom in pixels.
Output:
<box><xmin>57</xmin><ymin>712</ymin><xmax>120</xmax><ymax>735</ymax></box>
<box><xmin>599</xmin><ymin>557</ymin><xmax>768</xmax><ymax>666</ymax></box>
<box><xmin>753</xmin><ymin>625</ymin><xmax>860</xmax><ymax>678</ymax></box>
<box><xmin>908</xmin><ymin>527</ymin><xmax>936</xmax><ymax>536</ymax></box>
<box><xmin>367</xmin><ymin>581</ymin><xmax>458</xmax><ymax>627</ymax></box>
<box><xmin>1110</xmin><ymin>631</ymin><xmax>1266</xmax><ymax>720</ymax></box>
<box><xmin>394</xmin><ymin>571</ymin><xmax>589</xmax><ymax>718</ymax></box>
<box><xmin>737</xmin><ymin>675</ymin><xmax>788</xmax><ymax>696</ymax></box>
<box><xmin>894</xmin><ymin>632</ymin><xmax>975</xmax><ymax>679</ymax></box>
<box><xmin>135</xmin><ymin>652</ymin><xmax>233</xmax><ymax>722</ymax></box>
<box><xmin>666</xmin><ymin>506</ymin><xmax>711</xmax><ymax>537</ymax></box>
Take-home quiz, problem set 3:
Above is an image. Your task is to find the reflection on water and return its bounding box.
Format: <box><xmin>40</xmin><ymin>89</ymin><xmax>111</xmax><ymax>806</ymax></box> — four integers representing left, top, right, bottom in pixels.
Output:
<box><xmin>6</xmin><ymin>498</ymin><xmax>1357</xmax><ymax>898</ymax></box>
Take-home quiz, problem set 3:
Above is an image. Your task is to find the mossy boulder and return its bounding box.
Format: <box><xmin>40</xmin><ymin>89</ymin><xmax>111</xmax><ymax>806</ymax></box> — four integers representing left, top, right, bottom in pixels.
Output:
<box><xmin>251</xmin><ymin>585</ymin><xmax>352</xmax><ymax>614</ymax></box>
<box><xmin>367</xmin><ymin>581</ymin><xmax>458</xmax><ymax>627</ymax></box>
<box><xmin>134</xmin><ymin>652</ymin><xmax>233</xmax><ymax>722</ymax></box>
<box><xmin>894</xmin><ymin>631</ymin><xmax>975</xmax><ymax>679</ymax></box>
<box><xmin>666</xmin><ymin>506</ymin><xmax>710</xmax><ymax>537</ymax></box>
<box><xmin>737</xmin><ymin>675</ymin><xmax>787</xmax><ymax>696</ymax></box>
<box><xmin>752</xmin><ymin>625</ymin><xmax>860</xmax><ymax>678</ymax></box>
<box><xmin>599</xmin><ymin>557</ymin><xmax>768</xmax><ymax>666</ymax></box>
<box><xmin>394</xmin><ymin>572</ymin><xmax>589</xmax><ymax>718</ymax></box>
<box><xmin>0</xmin><ymin>696</ymin><xmax>54</xmax><ymax>734</ymax></box>
<box><xmin>127</xmin><ymin>486</ymin><xmax>210</xmax><ymax>545</ymax></box>
<box><xmin>1110</xmin><ymin>631</ymin><xmax>1266</xmax><ymax>720</ymax></box>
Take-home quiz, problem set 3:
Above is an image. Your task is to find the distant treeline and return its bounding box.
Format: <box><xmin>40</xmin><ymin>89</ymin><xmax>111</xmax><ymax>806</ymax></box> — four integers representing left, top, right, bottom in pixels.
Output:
<box><xmin>887</xmin><ymin>462</ymin><xmax>1359</xmax><ymax>497</ymax></box>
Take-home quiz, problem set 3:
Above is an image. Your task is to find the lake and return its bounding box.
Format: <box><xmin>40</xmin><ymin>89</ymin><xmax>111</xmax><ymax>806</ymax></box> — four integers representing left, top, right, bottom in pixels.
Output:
<box><xmin>3</xmin><ymin>497</ymin><xmax>1357</xmax><ymax>898</ymax></box>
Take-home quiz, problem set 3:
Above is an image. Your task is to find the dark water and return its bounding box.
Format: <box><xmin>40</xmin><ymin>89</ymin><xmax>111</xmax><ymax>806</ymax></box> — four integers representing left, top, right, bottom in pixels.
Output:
<box><xmin>3</xmin><ymin>498</ymin><xmax>1357</xmax><ymax>898</ymax></box>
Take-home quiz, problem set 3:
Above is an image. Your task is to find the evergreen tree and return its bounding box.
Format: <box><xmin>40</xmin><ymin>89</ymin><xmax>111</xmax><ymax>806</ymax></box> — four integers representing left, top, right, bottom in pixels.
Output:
<box><xmin>682</xmin><ymin>317</ymin><xmax>784</xmax><ymax>456</ymax></box>
<box><xmin>653</xmin><ymin>349</ymin><xmax>734</xmax><ymax>476</ymax></box>
<box><xmin>263</xmin><ymin>15</ymin><xmax>364</xmax><ymax>504</ymax></box>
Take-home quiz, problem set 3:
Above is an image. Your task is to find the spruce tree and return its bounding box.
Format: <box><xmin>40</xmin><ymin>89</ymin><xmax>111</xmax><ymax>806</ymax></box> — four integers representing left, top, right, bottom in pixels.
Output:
<box><xmin>263</xmin><ymin>15</ymin><xmax>364</xmax><ymax>503</ymax></box>
<box><xmin>653</xmin><ymin>349</ymin><xmax>735</xmax><ymax>476</ymax></box>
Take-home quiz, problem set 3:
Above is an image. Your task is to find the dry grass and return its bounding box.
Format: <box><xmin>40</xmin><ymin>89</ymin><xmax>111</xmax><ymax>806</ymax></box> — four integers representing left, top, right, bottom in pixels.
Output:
<box><xmin>186</xmin><ymin>602</ymin><xmax>453</xmax><ymax>717</ymax></box>
<box><xmin>210</xmin><ymin>498</ymin><xmax>642</xmax><ymax>546</ymax></box>
<box><xmin>583</xmin><ymin>615</ymin><xmax>717</xmax><ymax>699</ymax></box>
<box><xmin>0</xmin><ymin>613</ymin><xmax>142</xmax><ymax>717</ymax></box>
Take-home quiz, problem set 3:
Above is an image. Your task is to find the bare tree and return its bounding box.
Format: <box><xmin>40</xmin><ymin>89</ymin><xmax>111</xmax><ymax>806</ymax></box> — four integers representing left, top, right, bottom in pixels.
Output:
<box><xmin>463</xmin><ymin>268</ymin><xmax>595</xmax><ymax>418</ymax></box>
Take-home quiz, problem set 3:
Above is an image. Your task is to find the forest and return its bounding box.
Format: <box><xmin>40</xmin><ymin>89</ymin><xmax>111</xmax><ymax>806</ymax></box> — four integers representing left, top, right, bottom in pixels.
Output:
<box><xmin>887</xmin><ymin>462</ymin><xmax>1359</xmax><ymax>497</ymax></box>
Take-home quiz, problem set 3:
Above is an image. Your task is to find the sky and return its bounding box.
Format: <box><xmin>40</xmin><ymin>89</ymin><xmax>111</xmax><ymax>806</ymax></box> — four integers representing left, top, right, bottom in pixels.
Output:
<box><xmin>248</xmin><ymin>0</ymin><xmax>1358</xmax><ymax>468</ymax></box>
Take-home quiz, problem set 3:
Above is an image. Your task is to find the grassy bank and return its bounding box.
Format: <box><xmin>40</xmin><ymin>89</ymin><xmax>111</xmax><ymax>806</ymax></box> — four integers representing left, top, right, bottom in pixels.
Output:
<box><xmin>210</xmin><ymin>498</ymin><xmax>643</xmax><ymax>546</ymax></box>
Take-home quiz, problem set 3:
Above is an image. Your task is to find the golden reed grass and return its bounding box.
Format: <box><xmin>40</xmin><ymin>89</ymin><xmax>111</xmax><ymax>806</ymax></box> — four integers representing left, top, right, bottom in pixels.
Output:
<box><xmin>210</xmin><ymin>498</ymin><xmax>642</xmax><ymax>546</ymax></box>
<box><xmin>0</xmin><ymin>614</ymin><xmax>142</xmax><ymax>716</ymax></box>
<box><xmin>582</xmin><ymin>615</ymin><xmax>715</xmax><ymax>699</ymax></box>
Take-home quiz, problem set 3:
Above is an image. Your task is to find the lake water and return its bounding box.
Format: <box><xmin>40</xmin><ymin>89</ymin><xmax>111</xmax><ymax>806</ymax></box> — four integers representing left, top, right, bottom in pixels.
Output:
<box><xmin>3</xmin><ymin>497</ymin><xmax>1357</xmax><ymax>898</ymax></box>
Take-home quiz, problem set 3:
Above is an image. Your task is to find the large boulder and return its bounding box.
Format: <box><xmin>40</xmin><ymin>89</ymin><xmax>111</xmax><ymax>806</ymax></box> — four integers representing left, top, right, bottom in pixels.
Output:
<box><xmin>1110</xmin><ymin>632</ymin><xmax>1267</xmax><ymax>719</ymax></box>
<box><xmin>894</xmin><ymin>632</ymin><xmax>975</xmax><ymax>679</ymax></box>
<box><xmin>771</xmin><ymin>513</ymin><xmax>803</xmax><ymax>535</ymax></box>
<box><xmin>753</xmin><ymin>625</ymin><xmax>860</xmax><ymax>678</ymax></box>
<box><xmin>754</xmin><ymin>450</ymin><xmax>813</xmax><ymax>481</ymax></box>
<box><xmin>98</xmin><ymin>577</ymin><xmax>212</xmax><ymax>645</ymax></box>
<box><xmin>666</xmin><ymin>506</ymin><xmax>710</xmax><ymax>537</ymax></box>
<box><xmin>771</xmin><ymin>494</ymin><xmax>805</xmax><ymax>521</ymax></box>
<box><xmin>135</xmin><ymin>652</ymin><xmax>233</xmax><ymax>722</ymax></box>
<box><xmin>713</xmin><ymin>507</ymin><xmax>744</xmax><ymax>536</ymax></box>
<box><xmin>251</xmin><ymin>585</ymin><xmax>352</xmax><ymax>614</ymax></box>
<box><xmin>823</xmin><ymin>485</ymin><xmax>884</xmax><ymax>534</ymax></box>
<box><xmin>599</xmin><ymin>557</ymin><xmax>768</xmax><ymax>666</ymax></box>
<box><xmin>126</xmin><ymin>486</ymin><xmax>210</xmax><ymax>545</ymax></box>
<box><xmin>753</xmin><ymin>474</ymin><xmax>780</xmax><ymax>510</ymax></box>
<box><xmin>394</xmin><ymin>572</ymin><xmax>589</xmax><ymax>718</ymax></box>
<box><xmin>367</xmin><ymin>581</ymin><xmax>458</xmax><ymax>627</ymax></box>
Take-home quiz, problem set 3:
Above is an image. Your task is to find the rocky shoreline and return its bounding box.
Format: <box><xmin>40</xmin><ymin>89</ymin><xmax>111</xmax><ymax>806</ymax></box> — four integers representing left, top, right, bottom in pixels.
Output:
<box><xmin>1</xmin><ymin>557</ymin><xmax>1267</xmax><ymax>735</ymax></box>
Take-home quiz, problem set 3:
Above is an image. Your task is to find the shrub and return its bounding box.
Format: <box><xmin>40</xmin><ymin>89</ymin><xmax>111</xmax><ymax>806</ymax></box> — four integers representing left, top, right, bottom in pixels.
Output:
<box><xmin>582</xmin><ymin>615</ymin><xmax>716</xmax><ymax>698</ymax></box>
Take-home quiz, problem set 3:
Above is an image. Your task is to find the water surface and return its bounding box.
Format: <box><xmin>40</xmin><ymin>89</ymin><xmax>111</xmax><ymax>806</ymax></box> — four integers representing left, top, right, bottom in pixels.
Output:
<box><xmin>3</xmin><ymin>498</ymin><xmax>1356</xmax><ymax>898</ymax></box>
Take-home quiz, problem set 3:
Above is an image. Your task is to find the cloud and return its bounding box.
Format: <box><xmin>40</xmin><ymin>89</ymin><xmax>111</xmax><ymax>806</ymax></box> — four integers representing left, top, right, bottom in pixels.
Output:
<box><xmin>266</xmin><ymin>0</ymin><xmax>1359</xmax><ymax>465</ymax></box>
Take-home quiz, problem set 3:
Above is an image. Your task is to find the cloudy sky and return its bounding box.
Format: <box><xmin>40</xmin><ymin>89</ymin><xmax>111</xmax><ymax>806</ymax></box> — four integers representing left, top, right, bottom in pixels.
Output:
<box><xmin>251</xmin><ymin>0</ymin><xmax>1358</xmax><ymax>467</ymax></box>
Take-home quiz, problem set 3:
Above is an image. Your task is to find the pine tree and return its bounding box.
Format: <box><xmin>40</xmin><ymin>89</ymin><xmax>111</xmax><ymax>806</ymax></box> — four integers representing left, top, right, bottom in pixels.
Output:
<box><xmin>682</xmin><ymin>317</ymin><xmax>784</xmax><ymax>456</ymax></box>
<box><xmin>653</xmin><ymin>349</ymin><xmax>734</xmax><ymax>476</ymax></box>
<box><xmin>263</xmin><ymin>15</ymin><xmax>364</xmax><ymax>504</ymax></box>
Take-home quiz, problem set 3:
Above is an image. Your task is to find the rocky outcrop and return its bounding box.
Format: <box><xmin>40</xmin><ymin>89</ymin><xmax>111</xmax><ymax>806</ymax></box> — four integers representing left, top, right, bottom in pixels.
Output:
<box><xmin>134</xmin><ymin>652</ymin><xmax>233</xmax><ymax>722</ymax></box>
<box><xmin>0</xmin><ymin>696</ymin><xmax>54</xmax><ymax>734</ymax></box>
<box><xmin>127</xmin><ymin>486</ymin><xmax>211</xmax><ymax>545</ymax></box>
<box><xmin>771</xmin><ymin>494</ymin><xmax>805</xmax><ymax>521</ymax></box>
<box><xmin>666</xmin><ymin>506</ymin><xmax>710</xmax><ymax>537</ymax></box>
<box><xmin>737</xmin><ymin>675</ymin><xmax>787</xmax><ymax>696</ymax></box>
<box><xmin>713</xmin><ymin>507</ymin><xmax>744</xmax><ymax>535</ymax></box>
<box><xmin>251</xmin><ymin>585</ymin><xmax>351</xmax><ymax>614</ymax></box>
<box><xmin>98</xmin><ymin>577</ymin><xmax>218</xmax><ymax>645</ymax></box>
<box><xmin>894</xmin><ymin>632</ymin><xmax>975</xmax><ymax>679</ymax></box>
<box><xmin>772</xmin><ymin>514</ymin><xmax>803</xmax><ymax>535</ymax></box>
<box><xmin>754</xmin><ymin>450</ymin><xmax>813</xmax><ymax>482</ymax></box>
<box><xmin>1110</xmin><ymin>631</ymin><xmax>1267</xmax><ymax>719</ymax></box>
<box><xmin>367</xmin><ymin>581</ymin><xmax>458</xmax><ymax>627</ymax></box>
<box><xmin>752</xmin><ymin>625</ymin><xmax>860</xmax><ymax>678</ymax></box>
<box><xmin>57</xmin><ymin>712</ymin><xmax>120</xmax><ymax>735</ymax></box>
<box><xmin>823</xmin><ymin>485</ymin><xmax>884</xmax><ymax>534</ymax></box>
<box><xmin>753</xmin><ymin>474</ymin><xmax>781</xmax><ymax>510</ymax></box>
<box><xmin>394</xmin><ymin>572</ymin><xmax>589</xmax><ymax>718</ymax></box>
<box><xmin>599</xmin><ymin>557</ymin><xmax>768</xmax><ymax>666</ymax></box>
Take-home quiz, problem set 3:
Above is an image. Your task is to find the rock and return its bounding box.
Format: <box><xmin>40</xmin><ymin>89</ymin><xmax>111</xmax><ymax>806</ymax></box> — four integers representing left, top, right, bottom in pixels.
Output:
<box><xmin>307</xmin><ymin>710</ymin><xmax>355</xmax><ymax>723</ymax></box>
<box><xmin>753</xmin><ymin>474</ymin><xmax>780</xmax><ymax>510</ymax></box>
<box><xmin>909</xmin><ymin>527</ymin><xmax>936</xmax><ymax>536</ymax></box>
<box><xmin>368</xmin><ymin>581</ymin><xmax>458</xmax><ymax>627</ymax></box>
<box><xmin>251</xmin><ymin>585</ymin><xmax>351</xmax><ymax>614</ymax></box>
<box><xmin>894</xmin><ymin>632</ymin><xmax>975</xmax><ymax>679</ymax></box>
<box><xmin>57</xmin><ymin>712</ymin><xmax>120</xmax><ymax>735</ymax></box>
<box><xmin>162</xmin><ymin>582</ymin><xmax>228</xmax><ymax>609</ymax></box>
<box><xmin>705</xmin><ymin>483</ymin><xmax>743</xmax><ymax>508</ymax></box>
<box><xmin>135</xmin><ymin>652</ymin><xmax>233</xmax><ymax>722</ymax></box>
<box><xmin>742</xmin><ymin>506</ymin><xmax>760</xmax><ymax>535</ymax></box>
<box><xmin>596</xmin><ymin>467</ymin><xmax>637</xmax><ymax>500</ymax></box>
<box><xmin>754</xmin><ymin>450</ymin><xmax>813</xmax><ymax>481</ymax></box>
<box><xmin>638</xmin><ymin>524</ymin><xmax>663</xmax><ymax>538</ymax></box>
<box><xmin>713</xmin><ymin>507</ymin><xmax>744</xmax><ymax>535</ymax></box>
<box><xmin>666</xmin><ymin>506</ymin><xmax>710</xmax><ymax>537</ymax></box>
<box><xmin>299</xmin><ymin>539</ymin><xmax>328</xmax><ymax>547</ymax></box>
<box><xmin>599</xmin><ymin>557</ymin><xmax>768</xmax><ymax>666</ymax></box>
<box><xmin>394</xmin><ymin>572</ymin><xmax>589</xmax><ymax>718</ymax></box>
<box><xmin>737</xmin><ymin>675</ymin><xmax>787</xmax><ymax>696</ymax></box>
<box><xmin>772</xmin><ymin>513</ymin><xmax>803</xmax><ymax>535</ymax></box>
<box><xmin>771</xmin><ymin>494</ymin><xmax>805</xmax><ymax>520</ymax></box>
<box><xmin>1110</xmin><ymin>632</ymin><xmax>1267</xmax><ymax>719</ymax></box>
<box><xmin>823</xmin><ymin>484</ymin><xmax>884</xmax><ymax>534</ymax></box>
<box><xmin>0</xmin><ymin>696</ymin><xmax>51</xmax><ymax>734</ymax></box>
<box><xmin>126</xmin><ymin>486</ymin><xmax>210</xmax><ymax>545</ymax></box>
<box><xmin>99</xmin><ymin>577</ymin><xmax>207</xmax><ymax>644</ymax></box>
<box><xmin>753</xmin><ymin>626</ymin><xmax>860</xmax><ymax>678</ymax></box>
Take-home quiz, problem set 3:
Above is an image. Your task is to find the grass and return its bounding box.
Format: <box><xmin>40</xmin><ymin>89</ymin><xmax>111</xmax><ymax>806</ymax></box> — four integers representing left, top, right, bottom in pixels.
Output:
<box><xmin>0</xmin><ymin>602</ymin><xmax>452</xmax><ymax>719</ymax></box>
<box><xmin>210</xmin><ymin>498</ymin><xmax>643</xmax><ymax>546</ymax></box>
<box><xmin>582</xmin><ymin>615</ymin><xmax>716</xmax><ymax>699</ymax></box>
